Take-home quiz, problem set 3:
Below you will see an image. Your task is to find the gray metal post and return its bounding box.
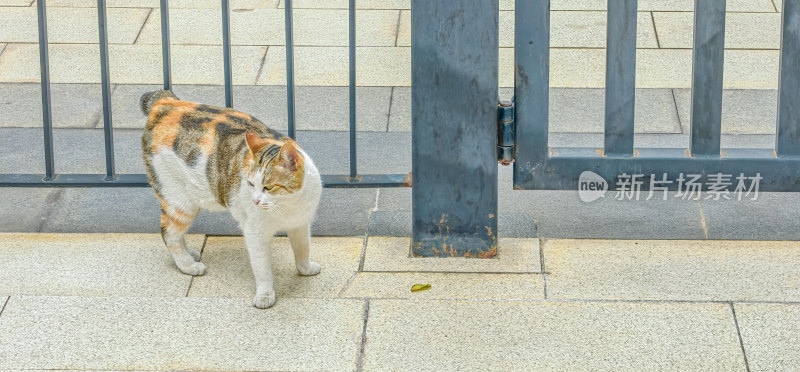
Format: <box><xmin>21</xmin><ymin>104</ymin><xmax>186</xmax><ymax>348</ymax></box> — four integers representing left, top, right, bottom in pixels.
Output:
<box><xmin>690</xmin><ymin>0</ymin><xmax>726</xmax><ymax>157</ymax></box>
<box><xmin>604</xmin><ymin>0</ymin><xmax>638</xmax><ymax>156</ymax></box>
<box><xmin>160</xmin><ymin>0</ymin><xmax>171</xmax><ymax>90</ymax></box>
<box><xmin>221</xmin><ymin>0</ymin><xmax>233</xmax><ymax>108</ymax></box>
<box><xmin>411</xmin><ymin>0</ymin><xmax>499</xmax><ymax>258</ymax></box>
<box><xmin>37</xmin><ymin>0</ymin><xmax>55</xmax><ymax>181</ymax></box>
<box><xmin>776</xmin><ymin>0</ymin><xmax>800</xmax><ymax>156</ymax></box>
<box><xmin>97</xmin><ymin>0</ymin><xmax>116</xmax><ymax>181</ymax></box>
<box><xmin>513</xmin><ymin>0</ymin><xmax>550</xmax><ymax>188</ymax></box>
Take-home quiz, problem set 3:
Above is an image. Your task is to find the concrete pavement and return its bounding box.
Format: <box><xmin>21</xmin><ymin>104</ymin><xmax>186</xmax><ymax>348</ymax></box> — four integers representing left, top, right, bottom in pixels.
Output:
<box><xmin>0</xmin><ymin>233</ymin><xmax>798</xmax><ymax>370</ymax></box>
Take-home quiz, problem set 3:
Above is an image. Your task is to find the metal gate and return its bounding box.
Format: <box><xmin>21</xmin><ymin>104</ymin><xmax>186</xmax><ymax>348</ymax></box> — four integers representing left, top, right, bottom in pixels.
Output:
<box><xmin>514</xmin><ymin>0</ymin><xmax>800</xmax><ymax>192</ymax></box>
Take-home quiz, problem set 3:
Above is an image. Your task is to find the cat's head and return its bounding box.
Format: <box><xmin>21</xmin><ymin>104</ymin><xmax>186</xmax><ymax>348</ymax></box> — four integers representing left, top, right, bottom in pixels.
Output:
<box><xmin>244</xmin><ymin>131</ymin><xmax>305</xmax><ymax>209</ymax></box>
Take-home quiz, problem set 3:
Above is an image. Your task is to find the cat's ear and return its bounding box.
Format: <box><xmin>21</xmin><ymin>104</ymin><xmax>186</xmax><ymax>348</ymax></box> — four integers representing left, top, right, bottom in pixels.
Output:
<box><xmin>279</xmin><ymin>141</ymin><xmax>304</xmax><ymax>172</ymax></box>
<box><xmin>245</xmin><ymin>131</ymin><xmax>270</xmax><ymax>157</ymax></box>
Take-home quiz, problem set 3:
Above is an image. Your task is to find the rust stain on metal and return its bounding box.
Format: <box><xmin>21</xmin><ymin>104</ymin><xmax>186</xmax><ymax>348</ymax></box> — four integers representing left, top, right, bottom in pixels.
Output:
<box><xmin>595</xmin><ymin>148</ymin><xmax>605</xmax><ymax>157</ymax></box>
<box><xmin>403</xmin><ymin>172</ymin><xmax>413</xmax><ymax>187</ymax></box>
<box><xmin>771</xmin><ymin>149</ymin><xmax>778</xmax><ymax>158</ymax></box>
<box><xmin>477</xmin><ymin>245</ymin><xmax>498</xmax><ymax>259</ymax></box>
<box><xmin>488</xmin><ymin>213</ymin><xmax>495</xmax><ymax>219</ymax></box>
<box><xmin>484</xmin><ymin>226</ymin><xmax>493</xmax><ymax>236</ymax></box>
<box><xmin>633</xmin><ymin>149</ymin><xmax>640</xmax><ymax>158</ymax></box>
<box><xmin>720</xmin><ymin>149</ymin><xmax>727</xmax><ymax>159</ymax></box>
<box><xmin>684</xmin><ymin>149</ymin><xmax>692</xmax><ymax>158</ymax></box>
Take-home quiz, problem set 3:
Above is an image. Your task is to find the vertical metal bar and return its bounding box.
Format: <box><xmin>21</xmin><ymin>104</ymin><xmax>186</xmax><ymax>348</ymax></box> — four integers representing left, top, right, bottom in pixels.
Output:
<box><xmin>37</xmin><ymin>0</ymin><xmax>55</xmax><ymax>180</ymax></box>
<box><xmin>160</xmin><ymin>0</ymin><xmax>172</xmax><ymax>90</ymax></box>
<box><xmin>513</xmin><ymin>0</ymin><xmax>549</xmax><ymax>188</ymax></box>
<box><xmin>603</xmin><ymin>0</ymin><xmax>638</xmax><ymax>156</ymax></box>
<box><xmin>284</xmin><ymin>0</ymin><xmax>296</xmax><ymax>139</ymax></box>
<box><xmin>776</xmin><ymin>0</ymin><xmax>800</xmax><ymax>156</ymax></box>
<box><xmin>411</xmin><ymin>0</ymin><xmax>499</xmax><ymax>258</ymax></box>
<box><xmin>689</xmin><ymin>0</ymin><xmax>726</xmax><ymax>157</ymax></box>
<box><xmin>348</xmin><ymin>0</ymin><xmax>357</xmax><ymax>179</ymax></box>
<box><xmin>97</xmin><ymin>0</ymin><xmax>116</xmax><ymax>180</ymax></box>
<box><xmin>221</xmin><ymin>0</ymin><xmax>233</xmax><ymax>108</ymax></box>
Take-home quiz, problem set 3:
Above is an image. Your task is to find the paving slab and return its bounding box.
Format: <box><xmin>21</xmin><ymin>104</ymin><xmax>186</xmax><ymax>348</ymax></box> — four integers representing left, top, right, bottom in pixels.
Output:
<box><xmin>0</xmin><ymin>43</ymin><xmax>779</xmax><ymax>88</ymax></box>
<box><xmin>188</xmin><ymin>236</ymin><xmax>361</xmax><ymax>298</ymax></box>
<box><xmin>341</xmin><ymin>272</ymin><xmax>544</xmax><ymax>299</ymax></box>
<box><xmin>398</xmin><ymin>10</ymin><xmax>657</xmax><ymax>48</ymax></box>
<box><xmin>39</xmin><ymin>184</ymin><xmax>376</xmax><ymax>236</ymax></box>
<box><xmin>0</xmin><ymin>83</ymin><xmax>102</xmax><ymax>128</ymax></box>
<box><xmin>653</xmin><ymin>12</ymin><xmax>782</xmax><ymax>49</ymax></box>
<box><xmin>40</xmin><ymin>0</ymin><xmax>277</xmax><ymax>8</ymax></box>
<box><xmin>701</xmin><ymin>192</ymin><xmax>800</xmax><ymax>240</ymax></box>
<box><xmin>549</xmin><ymin>0</ymin><xmax>776</xmax><ymax>12</ymax></box>
<box><xmin>312</xmin><ymin>188</ymin><xmax>376</xmax><ymax>236</ymax></box>
<box><xmin>363</xmin><ymin>299</ymin><xmax>746</xmax><ymax>371</ymax></box>
<box><xmin>0</xmin><ymin>43</ymin><xmax>267</xmax><ymax>85</ymax></box>
<box><xmin>0</xmin><ymin>233</ymin><xmax>204</xmax><ymax>296</ymax></box>
<box><xmin>258</xmin><ymin>45</ymin><xmax>410</xmax><ymax>86</ymax></box>
<box><xmin>367</xmin><ymin>210</ymin><xmax>535</xmax><ymax>237</ymax></box>
<box><xmin>0</xmin><ymin>295</ymin><xmax>365</xmax><ymax>371</ymax></box>
<box><xmin>0</xmin><ymin>188</ymin><xmax>58</xmax><ymax>232</ymax></box>
<box><xmin>501</xmin><ymin>11</ymin><xmax>658</xmax><ymax>49</ymax></box>
<box><xmin>110</xmin><ymin>84</ymin><xmax>391</xmax><ymax>131</ymax></box>
<box><xmin>0</xmin><ymin>6</ymin><xmax>150</xmax><ymax>45</ymax></box>
<box><xmin>497</xmin><ymin>166</ymin><xmax>707</xmax><ymax>239</ymax></box>
<box><xmin>42</xmin><ymin>187</ymin><xmax>161</xmax><ymax>233</ymax></box>
<box><xmin>390</xmin><ymin>87</ymin><xmax>681</xmax><ymax>133</ymax></box>
<box><xmin>279</xmin><ymin>0</ymin><xmax>409</xmax><ymax>9</ymax></box>
<box><xmin>674</xmin><ymin>89</ymin><xmax>778</xmax><ymax>135</ymax></box>
<box><xmin>0</xmin><ymin>127</ymin><xmax>411</xmax><ymax>175</ymax></box>
<box><xmin>735</xmin><ymin>303</ymin><xmax>800</xmax><ymax>372</ymax></box>
<box><xmin>0</xmin><ymin>128</ymin><xmax>145</xmax><ymax>174</ymax></box>
<box><xmin>137</xmin><ymin>8</ymin><xmax>399</xmax><ymax>47</ymax></box>
<box><xmin>544</xmin><ymin>239</ymin><xmax>800</xmax><ymax>302</ymax></box>
<box><xmin>295</xmin><ymin>131</ymin><xmax>411</xmax><ymax>174</ymax></box>
<box><xmin>550</xmin><ymin>88</ymin><xmax>681</xmax><ymax>133</ymax></box>
<box><xmin>278</xmin><ymin>0</ymin><xmax>776</xmax><ymax>11</ymax></box>
<box><xmin>0</xmin><ymin>0</ymin><xmax>32</xmax><ymax>6</ymax></box>
<box><xmin>362</xmin><ymin>237</ymin><xmax>540</xmax><ymax>272</ymax></box>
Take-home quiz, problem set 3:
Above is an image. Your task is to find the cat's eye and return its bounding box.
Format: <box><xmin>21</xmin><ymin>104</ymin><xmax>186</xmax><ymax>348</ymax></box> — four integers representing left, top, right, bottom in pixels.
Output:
<box><xmin>264</xmin><ymin>184</ymin><xmax>273</xmax><ymax>191</ymax></box>
<box><xmin>247</xmin><ymin>180</ymin><xmax>254</xmax><ymax>187</ymax></box>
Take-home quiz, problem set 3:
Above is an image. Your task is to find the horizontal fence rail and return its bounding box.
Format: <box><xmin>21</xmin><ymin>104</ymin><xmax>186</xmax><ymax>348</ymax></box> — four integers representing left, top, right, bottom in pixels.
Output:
<box><xmin>513</xmin><ymin>0</ymin><xmax>800</xmax><ymax>192</ymax></box>
<box><xmin>0</xmin><ymin>0</ymin><xmax>409</xmax><ymax>189</ymax></box>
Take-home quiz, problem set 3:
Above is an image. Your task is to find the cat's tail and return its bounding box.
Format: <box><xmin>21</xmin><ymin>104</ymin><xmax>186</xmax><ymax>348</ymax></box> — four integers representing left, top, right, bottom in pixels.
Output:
<box><xmin>140</xmin><ymin>90</ymin><xmax>178</xmax><ymax>115</ymax></box>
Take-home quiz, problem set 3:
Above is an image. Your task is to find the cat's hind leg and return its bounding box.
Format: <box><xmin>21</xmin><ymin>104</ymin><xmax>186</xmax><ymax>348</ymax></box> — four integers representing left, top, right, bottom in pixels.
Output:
<box><xmin>160</xmin><ymin>199</ymin><xmax>205</xmax><ymax>276</ymax></box>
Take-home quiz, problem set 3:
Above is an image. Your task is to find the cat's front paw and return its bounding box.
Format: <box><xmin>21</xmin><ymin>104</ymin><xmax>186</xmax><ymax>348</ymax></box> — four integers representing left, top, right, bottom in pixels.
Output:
<box><xmin>179</xmin><ymin>261</ymin><xmax>206</xmax><ymax>276</ymax></box>
<box><xmin>297</xmin><ymin>261</ymin><xmax>322</xmax><ymax>276</ymax></box>
<box><xmin>253</xmin><ymin>291</ymin><xmax>276</xmax><ymax>309</ymax></box>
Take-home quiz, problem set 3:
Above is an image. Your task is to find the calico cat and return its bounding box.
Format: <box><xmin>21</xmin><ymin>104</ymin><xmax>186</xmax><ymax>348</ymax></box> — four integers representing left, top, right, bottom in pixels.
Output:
<box><xmin>140</xmin><ymin>90</ymin><xmax>322</xmax><ymax>308</ymax></box>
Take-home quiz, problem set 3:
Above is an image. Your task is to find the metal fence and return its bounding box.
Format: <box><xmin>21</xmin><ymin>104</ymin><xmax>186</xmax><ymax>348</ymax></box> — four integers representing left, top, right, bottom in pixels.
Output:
<box><xmin>2</xmin><ymin>0</ymin><xmax>799</xmax><ymax>257</ymax></box>
<box><xmin>0</xmin><ymin>0</ymin><xmax>410</xmax><ymax>188</ymax></box>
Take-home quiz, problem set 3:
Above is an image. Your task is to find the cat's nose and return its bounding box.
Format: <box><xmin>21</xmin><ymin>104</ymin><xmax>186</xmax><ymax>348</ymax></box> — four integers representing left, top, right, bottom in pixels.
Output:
<box><xmin>252</xmin><ymin>199</ymin><xmax>260</xmax><ymax>205</ymax></box>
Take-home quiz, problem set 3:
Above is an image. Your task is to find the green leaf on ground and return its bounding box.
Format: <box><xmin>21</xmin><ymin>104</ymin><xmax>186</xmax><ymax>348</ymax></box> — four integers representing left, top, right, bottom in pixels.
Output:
<box><xmin>411</xmin><ymin>284</ymin><xmax>431</xmax><ymax>292</ymax></box>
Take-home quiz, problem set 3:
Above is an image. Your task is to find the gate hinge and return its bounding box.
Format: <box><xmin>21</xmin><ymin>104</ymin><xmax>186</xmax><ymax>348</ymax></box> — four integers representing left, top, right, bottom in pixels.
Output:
<box><xmin>497</xmin><ymin>100</ymin><xmax>515</xmax><ymax>165</ymax></box>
